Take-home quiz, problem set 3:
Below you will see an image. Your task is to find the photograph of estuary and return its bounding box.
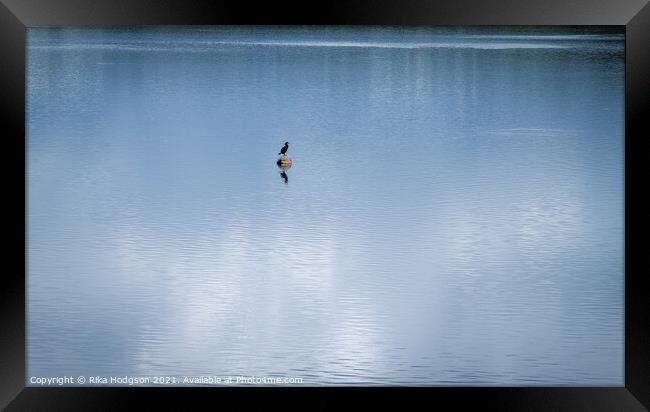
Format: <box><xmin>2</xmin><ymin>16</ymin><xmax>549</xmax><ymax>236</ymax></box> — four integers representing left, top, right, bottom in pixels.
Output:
<box><xmin>27</xmin><ymin>26</ymin><xmax>624</xmax><ymax>386</ymax></box>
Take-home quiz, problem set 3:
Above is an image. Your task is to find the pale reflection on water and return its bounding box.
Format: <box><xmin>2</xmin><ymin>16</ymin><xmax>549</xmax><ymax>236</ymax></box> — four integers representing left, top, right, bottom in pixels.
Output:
<box><xmin>27</xmin><ymin>27</ymin><xmax>624</xmax><ymax>385</ymax></box>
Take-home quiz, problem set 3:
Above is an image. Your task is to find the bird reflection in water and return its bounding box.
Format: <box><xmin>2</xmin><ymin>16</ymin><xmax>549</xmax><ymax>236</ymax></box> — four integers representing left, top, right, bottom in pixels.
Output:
<box><xmin>278</xmin><ymin>164</ymin><xmax>291</xmax><ymax>185</ymax></box>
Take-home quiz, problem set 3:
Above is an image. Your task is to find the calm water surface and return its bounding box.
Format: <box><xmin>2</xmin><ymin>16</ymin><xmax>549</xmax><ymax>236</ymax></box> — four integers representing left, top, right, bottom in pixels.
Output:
<box><xmin>27</xmin><ymin>27</ymin><xmax>624</xmax><ymax>385</ymax></box>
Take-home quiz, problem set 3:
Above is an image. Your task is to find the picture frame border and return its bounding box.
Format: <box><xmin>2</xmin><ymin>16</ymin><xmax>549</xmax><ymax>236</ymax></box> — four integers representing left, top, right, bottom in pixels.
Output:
<box><xmin>2</xmin><ymin>0</ymin><xmax>648</xmax><ymax>409</ymax></box>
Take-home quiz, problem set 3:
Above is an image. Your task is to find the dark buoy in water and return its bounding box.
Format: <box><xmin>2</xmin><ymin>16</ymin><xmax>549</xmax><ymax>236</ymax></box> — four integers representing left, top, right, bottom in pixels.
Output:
<box><xmin>277</xmin><ymin>155</ymin><xmax>293</xmax><ymax>166</ymax></box>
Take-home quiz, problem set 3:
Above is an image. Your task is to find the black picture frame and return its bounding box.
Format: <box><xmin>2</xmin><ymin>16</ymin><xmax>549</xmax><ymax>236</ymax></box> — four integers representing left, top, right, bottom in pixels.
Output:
<box><xmin>2</xmin><ymin>0</ymin><xmax>648</xmax><ymax>410</ymax></box>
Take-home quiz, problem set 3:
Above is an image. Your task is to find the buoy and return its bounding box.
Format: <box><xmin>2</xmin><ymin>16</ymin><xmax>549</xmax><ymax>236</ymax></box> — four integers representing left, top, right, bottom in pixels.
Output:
<box><xmin>277</xmin><ymin>155</ymin><xmax>292</xmax><ymax>166</ymax></box>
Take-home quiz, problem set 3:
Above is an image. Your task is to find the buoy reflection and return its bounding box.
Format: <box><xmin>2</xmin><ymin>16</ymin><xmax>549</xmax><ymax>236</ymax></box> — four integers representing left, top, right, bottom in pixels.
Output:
<box><xmin>278</xmin><ymin>164</ymin><xmax>291</xmax><ymax>185</ymax></box>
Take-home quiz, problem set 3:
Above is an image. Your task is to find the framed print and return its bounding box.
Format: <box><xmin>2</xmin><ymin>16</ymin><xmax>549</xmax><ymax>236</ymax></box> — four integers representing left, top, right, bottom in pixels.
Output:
<box><xmin>1</xmin><ymin>0</ymin><xmax>648</xmax><ymax>409</ymax></box>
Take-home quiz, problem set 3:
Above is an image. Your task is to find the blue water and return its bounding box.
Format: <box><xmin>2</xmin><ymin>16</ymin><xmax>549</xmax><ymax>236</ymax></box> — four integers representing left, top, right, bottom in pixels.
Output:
<box><xmin>27</xmin><ymin>27</ymin><xmax>624</xmax><ymax>386</ymax></box>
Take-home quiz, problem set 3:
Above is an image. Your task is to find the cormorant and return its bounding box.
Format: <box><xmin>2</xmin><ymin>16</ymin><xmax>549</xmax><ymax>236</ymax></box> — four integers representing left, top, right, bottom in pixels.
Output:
<box><xmin>279</xmin><ymin>142</ymin><xmax>289</xmax><ymax>155</ymax></box>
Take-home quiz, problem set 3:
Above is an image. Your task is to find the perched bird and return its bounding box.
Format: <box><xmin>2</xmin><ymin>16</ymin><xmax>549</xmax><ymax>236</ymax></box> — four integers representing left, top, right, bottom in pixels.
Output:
<box><xmin>279</xmin><ymin>142</ymin><xmax>289</xmax><ymax>155</ymax></box>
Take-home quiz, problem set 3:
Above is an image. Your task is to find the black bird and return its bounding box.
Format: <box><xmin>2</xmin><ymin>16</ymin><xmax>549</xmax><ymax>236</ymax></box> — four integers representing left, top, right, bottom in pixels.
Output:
<box><xmin>278</xmin><ymin>142</ymin><xmax>289</xmax><ymax>155</ymax></box>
